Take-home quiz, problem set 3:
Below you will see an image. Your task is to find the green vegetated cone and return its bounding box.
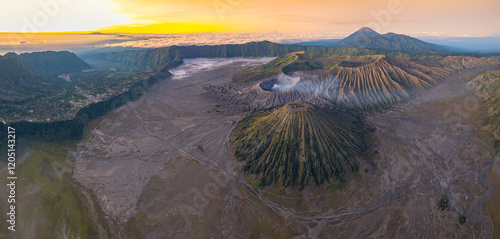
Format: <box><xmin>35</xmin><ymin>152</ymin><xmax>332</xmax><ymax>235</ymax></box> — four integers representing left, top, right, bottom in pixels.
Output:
<box><xmin>232</xmin><ymin>102</ymin><xmax>367</xmax><ymax>189</ymax></box>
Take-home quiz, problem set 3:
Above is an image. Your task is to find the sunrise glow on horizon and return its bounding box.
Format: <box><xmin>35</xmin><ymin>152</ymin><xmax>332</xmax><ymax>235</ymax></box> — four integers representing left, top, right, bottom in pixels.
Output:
<box><xmin>1</xmin><ymin>0</ymin><xmax>500</xmax><ymax>36</ymax></box>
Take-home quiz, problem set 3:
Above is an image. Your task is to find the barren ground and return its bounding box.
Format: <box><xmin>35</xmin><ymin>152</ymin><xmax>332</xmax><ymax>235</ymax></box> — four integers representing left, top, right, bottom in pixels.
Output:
<box><xmin>69</xmin><ymin>58</ymin><xmax>499</xmax><ymax>238</ymax></box>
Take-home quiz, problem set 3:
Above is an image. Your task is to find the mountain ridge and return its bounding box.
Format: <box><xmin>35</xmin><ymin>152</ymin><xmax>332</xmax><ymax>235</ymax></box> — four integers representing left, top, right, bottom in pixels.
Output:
<box><xmin>0</xmin><ymin>56</ymin><xmax>54</xmax><ymax>102</ymax></box>
<box><xmin>0</xmin><ymin>57</ymin><xmax>37</xmax><ymax>83</ymax></box>
<box><xmin>1</xmin><ymin>51</ymin><xmax>91</xmax><ymax>76</ymax></box>
<box><xmin>84</xmin><ymin>41</ymin><xmax>379</xmax><ymax>70</ymax></box>
<box><xmin>336</xmin><ymin>27</ymin><xmax>449</xmax><ymax>53</ymax></box>
<box><xmin>467</xmin><ymin>70</ymin><xmax>500</xmax><ymax>155</ymax></box>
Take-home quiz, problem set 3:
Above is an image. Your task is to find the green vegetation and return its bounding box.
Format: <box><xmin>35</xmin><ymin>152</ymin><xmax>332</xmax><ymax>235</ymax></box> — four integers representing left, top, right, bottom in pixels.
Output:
<box><xmin>86</xmin><ymin>41</ymin><xmax>378</xmax><ymax>71</ymax></box>
<box><xmin>467</xmin><ymin>70</ymin><xmax>500</xmax><ymax>155</ymax></box>
<box><xmin>2</xmin><ymin>43</ymin><xmax>497</xmax><ymax>142</ymax></box>
<box><xmin>0</xmin><ymin>67</ymin><xmax>158</xmax><ymax>123</ymax></box>
<box><xmin>0</xmin><ymin>68</ymin><xmax>170</xmax><ymax>144</ymax></box>
<box><xmin>0</xmin><ymin>57</ymin><xmax>36</xmax><ymax>80</ymax></box>
<box><xmin>2</xmin><ymin>51</ymin><xmax>91</xmax><ymax>76</ymax></box>
<box><xmin>0</xmin><ymin>142</ymin><xmax>109</xmax><ymax>238</ymax></box>
<box><xmin>0</xmin><ymin>43</ymin><xmax>376</xmax><ymax>123</ymax></box>
<box><xmin>233</xmin><ymin>53</ymin><xmax>299</xmax><ymax>83</ymax></box>
<box><xmin>0</xmin><ymin>57</ymin><xmax>49</xmax><ymax>102</ymax></box>
<box><xmin>0</xmin><ymin>50</ymin><xmax>170</xmax><ymax>124</ymax></box>
<box><xmin>232</xmin><ymin>103</ymin><xmax>367</xmax><ymax>189</ymax></box>
<box><xmin>458</xmin><ymin>215</ymin><xmax>467</xmax><ymax>225</ymax></box>
<box><xmin>437</xmin><ymin>195</ymin><xmax>449</xmax><ymax>211</ymax></box>
<box><xmin>280</xmin><ymin>53</ymin><xmax>380</xmax><ymax>74</ymax></box>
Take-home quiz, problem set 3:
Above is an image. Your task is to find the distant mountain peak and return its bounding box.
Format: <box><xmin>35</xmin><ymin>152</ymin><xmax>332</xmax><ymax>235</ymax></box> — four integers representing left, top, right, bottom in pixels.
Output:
<box><xmin>337</xmin><ymin>27</ymin><xmax>381</xmax><ymax>45</ymax></box>
<box><xmin>336</xmin><ymin>28</ymin><xmax>448</xmax><ymax>53</ymax></box>
<box><xmin>357</xmin><ymin>27</ymin><xmax>379</xmax><ymax>34</ymax></box>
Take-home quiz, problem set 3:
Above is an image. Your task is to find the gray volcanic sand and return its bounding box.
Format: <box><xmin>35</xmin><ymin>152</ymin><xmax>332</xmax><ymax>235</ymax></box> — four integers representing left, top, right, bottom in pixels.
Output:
<box><xmin>316</xmin><ymin>69</ymin><xmax>496</xmax><ymax>238</ymax></box>
<box><xmin>72</xmin><ymin>58</ymin><xmax>496</xmax><ymax>238</ymax></box>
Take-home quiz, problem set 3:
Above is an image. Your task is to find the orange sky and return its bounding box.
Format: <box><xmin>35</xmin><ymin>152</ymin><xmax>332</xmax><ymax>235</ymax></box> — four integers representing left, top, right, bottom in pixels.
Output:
<box><xmin>2</xmin><ymin>0</ymin><xmax>500</xmax><ymax>35</ymax></box>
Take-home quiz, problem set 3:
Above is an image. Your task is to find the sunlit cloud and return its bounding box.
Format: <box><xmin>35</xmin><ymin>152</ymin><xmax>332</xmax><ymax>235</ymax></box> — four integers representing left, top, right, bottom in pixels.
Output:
<box><xmin>102</xmin><ymin>32</ymin><xmax>348</xmax><ymax>48</ymax></box>
<box><xmin>410</xmin><ymin>32</ymin><xmax>493</xmax><ymax>39</ymax></box>
<box><xmin>0</xmin><ymin>0</ymin><xmax>130</xmax><ymax>32</ymax></box>
<box><xmin>0</xmin><ymin>0</ymin><xmax>499</xmax><ymax>35</ymax></box>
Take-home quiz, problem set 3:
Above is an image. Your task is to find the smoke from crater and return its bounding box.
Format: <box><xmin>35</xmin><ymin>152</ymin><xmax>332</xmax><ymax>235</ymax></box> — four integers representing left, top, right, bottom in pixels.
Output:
<box><xmin>263</xmin><ymin>73</ymin><xmax>341</xmax><ymax>98</ymax></box>
<box><xmin>270</xmin><ymin>74</ymin><xmax>301</xmax><ymax>92</ymax></box>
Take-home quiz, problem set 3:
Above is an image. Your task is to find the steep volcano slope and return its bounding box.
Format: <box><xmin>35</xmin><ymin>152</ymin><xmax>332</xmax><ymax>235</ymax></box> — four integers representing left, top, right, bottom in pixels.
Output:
<box><xmin>233</xmin><ymin>53</ymin><xmax>300</xmax><ymax>83</ymax></box>
<box><xmin>335</xmin><ymin>27</ymin><xmax>380</xmax><ymax>45</ymax></box>
<box><xmin>323</xmin><ymin>57</ymin><xmax>441</xmax><ymax>109</ymax></box>
<box><xmin>232</xmin><ymin>103</ymin><xmax>367</xmax><ymax>189</ymax></box>
<box><xmin>229</xmin><ymin>55</ymin><xmax>446</xmax><ymax>110</ymax></box>
<box><xmin>467</xmin><ymin>70</ymin><xmax>500</xmax><ymax>154</ymax></box>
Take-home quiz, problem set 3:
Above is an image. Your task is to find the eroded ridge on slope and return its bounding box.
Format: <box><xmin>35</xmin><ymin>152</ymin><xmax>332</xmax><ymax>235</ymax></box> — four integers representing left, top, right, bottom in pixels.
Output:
<box><xmin>324</xmin><ymin>57</ymin><xmax>439</xmax><ymax>109</ymax></box>
<box><xmin>232</xmin><ymin>102</ymin><xmax>367</xmax><ymax>189</ymax></box>
<box><xmin>467</xmin><ymin>70</ymin><xmax>500</xmax><ymax>154</ymax></box>
<box><xmin>250</xmin><ymin>54</ymin><xmax>444</xmax><ymax>110</ymax></box>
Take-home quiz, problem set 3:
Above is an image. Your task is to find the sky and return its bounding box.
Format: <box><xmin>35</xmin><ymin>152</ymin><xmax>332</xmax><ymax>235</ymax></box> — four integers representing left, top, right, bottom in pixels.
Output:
<box><xmin>2</xmin><ymin>0</ymin><xmax>500</xmax><ymax>36</ymax></box>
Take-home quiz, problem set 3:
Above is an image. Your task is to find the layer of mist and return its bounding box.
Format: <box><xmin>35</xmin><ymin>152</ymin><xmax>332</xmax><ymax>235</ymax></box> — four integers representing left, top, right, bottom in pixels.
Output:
<box><xmin>169</xmin><ymin>57</ymin><xmax>275</xmax><ymax>80</ymax></box>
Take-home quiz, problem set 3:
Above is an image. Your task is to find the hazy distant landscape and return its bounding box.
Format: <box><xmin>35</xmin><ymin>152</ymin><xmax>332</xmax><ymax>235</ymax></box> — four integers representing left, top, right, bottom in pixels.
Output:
<box><xmin>1</xmin><ymin>0</ymin><xmax>500</xmax><ymax>238</ymax></box>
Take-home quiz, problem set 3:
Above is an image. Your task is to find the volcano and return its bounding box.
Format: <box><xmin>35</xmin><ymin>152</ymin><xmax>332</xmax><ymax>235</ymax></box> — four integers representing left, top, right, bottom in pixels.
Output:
<box><xmin>336</xmin><ymin>27</ymin><xmax>448</xmax><ymax>53</ymax></box>
<box><xmin>232</xmin><ymin>102</ymin><xmax>367</xmax><ymax>189</ymax></box>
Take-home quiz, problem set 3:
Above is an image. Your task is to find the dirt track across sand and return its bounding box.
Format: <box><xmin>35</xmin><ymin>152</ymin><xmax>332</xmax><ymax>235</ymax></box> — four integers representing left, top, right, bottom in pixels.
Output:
<box><xmin>72</xmin><ymin>58</ymin><xmax>498</xmax><ymax>238</ymax></box>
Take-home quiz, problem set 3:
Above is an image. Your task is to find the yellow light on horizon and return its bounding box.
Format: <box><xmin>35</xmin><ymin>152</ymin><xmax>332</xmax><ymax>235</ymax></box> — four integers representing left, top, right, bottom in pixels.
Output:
<box><xmin>0</xmin><ymin>0</ymin><xmax>499</xmax><ymax>35</ymax></box>
<box><xmin>97</xmin><ymin>21</ymin><xmax>232</xmax><ymax>34</ymax></box>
